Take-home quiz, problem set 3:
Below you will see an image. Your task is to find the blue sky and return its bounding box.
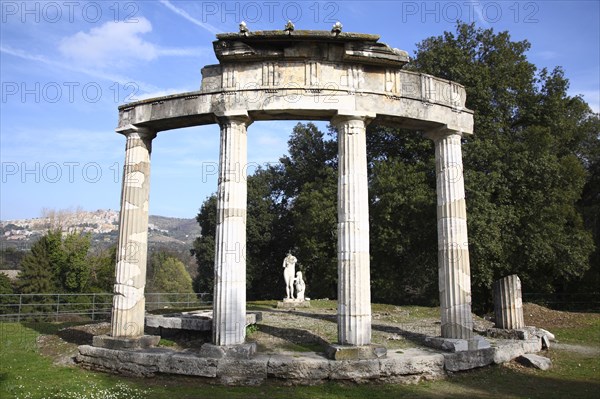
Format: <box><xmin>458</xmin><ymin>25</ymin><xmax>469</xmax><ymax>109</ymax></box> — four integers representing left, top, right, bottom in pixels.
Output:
<box><xmin>1</xmin><ymin>0</ymin><xmax>598</xmax><ymax>220</ymax></box>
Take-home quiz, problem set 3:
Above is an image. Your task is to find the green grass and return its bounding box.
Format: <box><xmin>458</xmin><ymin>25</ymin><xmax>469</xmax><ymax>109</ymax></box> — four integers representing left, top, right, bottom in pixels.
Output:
<box><xmin>158</xmin><ymin>338</ymin><xmax>177</xmax><ymax>347</ymax></box>
<box><xmin>552</xmin><ymin>317</ymin><xmax>600</xmax><ymax>346</ymax></box>
<box><xmin>1</xmin><ymin>309</ymin><xmax>599</xmax><ymax>399</ymax></box>
<box><xmin>0</xmin><ymin>322</ymin><xmax>149</xmax><ymax>399</ymax></box>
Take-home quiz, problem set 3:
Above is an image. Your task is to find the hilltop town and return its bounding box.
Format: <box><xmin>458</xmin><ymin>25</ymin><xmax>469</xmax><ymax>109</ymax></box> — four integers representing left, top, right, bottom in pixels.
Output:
<box><xmin>0</xmin><ymin>209</ymin><xmax>201</xmax><ymax>274</ymax></box>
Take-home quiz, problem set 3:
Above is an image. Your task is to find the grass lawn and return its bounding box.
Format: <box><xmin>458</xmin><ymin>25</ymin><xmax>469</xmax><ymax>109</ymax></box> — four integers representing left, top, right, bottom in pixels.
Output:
<box><xmin>1</xmin><ymin>304</ymin><xmax>599</xmax><ymax>399</ymax></box>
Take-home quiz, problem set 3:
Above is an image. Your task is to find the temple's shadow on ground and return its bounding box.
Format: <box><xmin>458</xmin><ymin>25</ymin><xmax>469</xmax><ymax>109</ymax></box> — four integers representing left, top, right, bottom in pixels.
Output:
<box><xmin>371</xmin><ymin>323</ymin><xmax>431</xmax><ymax>347</ymax></box>
<box><xmin>442</xmin><ymin>364</ymin><xmax>600</xmax><ymax>398</ymax></box>
<box><xmin>56</xmin><ymin>326</ymin><xmax>95</xmax><ymax>345</ymax></box>
<box><xmin>256</xmin><ymin>308</ymin><xmax>434</xmax><ymax>348</ymax></box>
<box><xmin>257</xmin><ymin>308</ymin><xmax>338</xmax><ymax>323</ymax></box>
<box><xmin>256</xmin><ymin>324</ymin><xmax>331</xmax><ymax>353</ymax></box>
<box><xmin>22</xmin><ymin>321</ymin><xmax>99</xmax><ymax>346</ymax></box>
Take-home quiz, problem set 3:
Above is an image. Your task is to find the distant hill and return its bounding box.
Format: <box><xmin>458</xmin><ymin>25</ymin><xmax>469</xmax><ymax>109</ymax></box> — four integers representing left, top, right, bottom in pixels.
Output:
<box><xmin>0</xmin><ymin>210</ymin><xmax>202</xmax><ymax>277</ymax></box>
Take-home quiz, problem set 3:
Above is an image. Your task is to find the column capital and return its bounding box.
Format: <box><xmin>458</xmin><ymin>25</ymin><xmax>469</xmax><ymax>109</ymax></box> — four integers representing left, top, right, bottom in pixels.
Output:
<box><xmin>424</xmin><ymin>126</ymin><xmax>463</xmax><ymax>141</ymax></box>
<box><xmin>331</xmin><ymin>111</ymin><xmax>376</xmax><ymax>127</ymax></box>
<box><xmin>214</xmin><ymin>111</ymin><xmax>253</xmax><ymax>127</ymax></box>
<box><xmin>116</xmin><ymin>124</ymin><xmax>157</xmax><ymax>140</ymax></box>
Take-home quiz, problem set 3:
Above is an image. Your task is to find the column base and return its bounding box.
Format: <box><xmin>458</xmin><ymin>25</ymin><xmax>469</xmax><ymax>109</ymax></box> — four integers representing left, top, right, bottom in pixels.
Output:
<box><xmin>277</xmin><ymin>299</ymin><xmax>311</xmax><ymax>309</ymax></box>
<box><xmin>326</xmin><ymin>344</ymin><xmax>387</xmax><ymax>360</ymax></box>
<box><xmin>200</xmin><ymin>342</ymin><xmax>257</xmax><ymax>359</ymax></box>
<box><xmin>92</xmin><ymin>334</ymin><xmax>160</xmax><ymax>350</ymax></box>
<box><xmin>424</xmin><ymin>335</ymin><xmax>490</xmax><ymax>352</ymax></box>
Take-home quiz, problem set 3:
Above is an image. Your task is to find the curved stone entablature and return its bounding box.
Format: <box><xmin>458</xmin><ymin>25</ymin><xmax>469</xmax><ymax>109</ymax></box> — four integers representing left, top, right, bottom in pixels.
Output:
<box><xmin>118</xmin><ymin>31</ymin><xmax>472</xmax><ymax>135</ymax></box>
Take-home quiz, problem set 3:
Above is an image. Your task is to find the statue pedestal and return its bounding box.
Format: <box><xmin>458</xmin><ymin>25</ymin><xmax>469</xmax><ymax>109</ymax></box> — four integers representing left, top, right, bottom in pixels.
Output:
<box><xmin>276</xmin><ymin>299</ymin><xmax>311</xmax><ymax>309</ymax></box>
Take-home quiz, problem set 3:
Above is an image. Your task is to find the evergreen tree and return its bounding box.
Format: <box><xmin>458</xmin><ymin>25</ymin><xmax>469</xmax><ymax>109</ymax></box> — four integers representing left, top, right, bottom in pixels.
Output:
<box><xmin>0</xmin><ymin>273</ymin><xmax>15</xmax><ymax>314</ymax></box>
<box><xmin>17</xmin><ymin>230</ymin><xmax>93</xmax><ymax>294</ymax></box>
<box><xmin>412</xmin><ymin>23</ymin><xmax>595</xmax><ymax>305</ymax></box>
<box><xmin>18</xmin><ymin>232</ymin><xmax>60</xmax><ymax>294</ymax></box>
<box><xmin>60</xmin><ymin>231</ymin><xmax>91</xmax><ymax>292</ymax></box>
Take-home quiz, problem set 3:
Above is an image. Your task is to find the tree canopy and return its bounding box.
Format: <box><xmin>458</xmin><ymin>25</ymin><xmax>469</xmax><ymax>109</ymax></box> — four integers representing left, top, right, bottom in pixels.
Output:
<box><xmin>192</xmin><ymin>23</ymin><xmax>598</xmax><ymax>310</ymax></box>
<box><xmin>17</xmin><ymin>230</ymin><xmax>116</xmax><ymax>294</ymax></box>
<box><xmin>147</xmin><ymin>251</ymin><xmax>194</xmax><ymax>302</ymax></box>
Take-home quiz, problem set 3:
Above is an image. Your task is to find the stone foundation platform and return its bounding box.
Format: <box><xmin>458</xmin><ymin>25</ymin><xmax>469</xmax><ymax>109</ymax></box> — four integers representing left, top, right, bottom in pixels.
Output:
<box><xmin>77</xmin><ymin>336</ymin><xmax>544</xmax><ymax>385</ymax></box>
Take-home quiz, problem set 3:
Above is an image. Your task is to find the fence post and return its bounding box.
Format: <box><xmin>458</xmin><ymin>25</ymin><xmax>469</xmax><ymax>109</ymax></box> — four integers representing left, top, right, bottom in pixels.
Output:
<box><xmin>92</xmin><ymin>293</ymin><xmax>96</xmax><ymax>321</ymax></box>
<box><xmin>18</xmin><ymin>294</ymin><xmax>22</xmax><ymax>323</ymax></box>
<box><xmin>56</xmin><ymin>294</ymin><xmax>60</xmax><ymax>322</ymax></box>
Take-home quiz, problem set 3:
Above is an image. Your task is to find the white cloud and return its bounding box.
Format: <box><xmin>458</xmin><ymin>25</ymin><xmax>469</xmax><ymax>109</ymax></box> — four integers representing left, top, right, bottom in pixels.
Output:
<box><xmin>59</xmin><ymin>18</ymin><xmax>156</xmax><ymax>67</ymax></box>
<box><xmin>0</xmin><ymin>45</ymin><xmax>154</xmax><ymax>95</ymax></box>
<box><xmin>159</xmin><ymin>0</ymin><xmax>222</xmax><ymax>35</ymax></box>
<box><xmin>58</xmin><ymin>17</ymin><xmax>205</xmax><ymax>68</ymax></box>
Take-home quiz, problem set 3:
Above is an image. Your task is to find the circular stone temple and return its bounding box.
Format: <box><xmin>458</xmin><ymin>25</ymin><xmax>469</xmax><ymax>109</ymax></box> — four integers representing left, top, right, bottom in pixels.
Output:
<box><xmin>108</xmin><ymin>29</ymin><xmax>475</xmax><ymax>352</ymax></box>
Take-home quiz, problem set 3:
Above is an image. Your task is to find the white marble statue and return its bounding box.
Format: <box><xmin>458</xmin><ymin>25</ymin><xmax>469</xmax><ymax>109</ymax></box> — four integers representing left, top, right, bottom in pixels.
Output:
<box><xmin>283</xmin><ymin>253</ymin><xmax>298</xmax><ymax>299</ymax></box>
<box><xmin>294</xmin><ymin>271</ymin><xmax>306</xmax><ymax>301</ymax></box>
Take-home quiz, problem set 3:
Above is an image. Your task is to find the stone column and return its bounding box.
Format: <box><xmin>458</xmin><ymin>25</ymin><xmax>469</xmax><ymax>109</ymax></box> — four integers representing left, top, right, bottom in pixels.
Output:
<box><xmin>493</xmin><ymin>274</ymin><xmax>525</xmax><ymax>329</ymax></box>
<box><xmin>212</xmin><ymin>114</ymin><xmax>251</xmax><ymax>346</ymax></box>
<box><xmin>332</xmin><ymin>114</ymin><xmax>372</xmax><ymax>346</ymax></box>
<box><xmin>111</xmin><ymin>126</ymin><xmax>156</xmax><ymax>338</ymax></box>
<box><xmin>427</xmin><ymin>129</ymin><xmax>473</xmax><ymax>339</ymax></box>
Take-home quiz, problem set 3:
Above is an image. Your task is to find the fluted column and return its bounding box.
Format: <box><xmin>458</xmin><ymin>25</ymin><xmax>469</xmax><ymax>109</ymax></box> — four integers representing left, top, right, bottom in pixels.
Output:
<box><xmin>427</xmin><ymin>128</ymin><xmax>473</xmax><ymax>339</ymax></box>
<box><xmin>212</xmin><ymin>114</ymin><xmax>251</xmax><ymax>346</ymax></box>
<box><xmin>493</xmin><ymin>274</ymin><xmax>525</xmax><ymax>329</ymax></box>
<box><xmin>111</xmin><ymin>126</ymin><xmax>156</xmax><ymax>338</ymax></box>
<box><xmin>332</xmin><ymin>114</ymin><xmax>372</xmax><ymax>346</ymax></box>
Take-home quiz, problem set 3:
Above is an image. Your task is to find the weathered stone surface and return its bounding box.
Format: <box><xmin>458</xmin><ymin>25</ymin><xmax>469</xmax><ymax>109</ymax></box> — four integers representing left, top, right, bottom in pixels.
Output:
<box><xmin>329</xmin><ymin>359</ymin><xmax>381</xmax><ymax>380</ymax></box>
<box><xmin>277</xmin><ymin>300</ymin><xmax>311</xmax><ymax>309</ymax></box>
<box><xmin>379</xmin><ymin>349</ymin><xmax>445</xmax><ymax>378</ymax></box>
<box><xmin>427</xmin><ymin>129</ymin><xmax>474</xmax><ymax>339</ymax></box>
<box><xmin>484</xmin><ymin>326</ymin><xmax>552</xmax><ymax>351</ymax></box>
<box><xmin>200</xmin><ymin>342</ymin><xmax>257</xmax><ymax>359</ymax></box>
<box><xmin>326</xmin><ymin>344</ymin><xmax>387</xmax><ymax>360</ymax></box>
<box><xmin>213</xmin><ymin>30</ymin><xmax>410</xmax><ymax>68</ymax></box>
<box><xmin>425</xmin><ymin>335</ymin><xmax>490</xmax><ymax>352</ymax></box>
<box><xmin>145</xmin><ymin>311</ymin><xmax>260</xmax><ymax>331</ymax></box>
<box><xmin>539</xmin><ymin>328</ymin><xmax>556</xmax><ymax>342</ymax></box>
<box><xmin>267</xmin><ymin>353</ymin><xmax>331</xmax><ymax>380</ymax></box>
<box><xmin>491</xmin><ymin>338</ymin><xmax>543</xmax><ymax>364</ymax></box>
<box><xmin>117</xmin><ymin>347</ymin><xmax>171</xmax><ymax>366</ymax></box>
<box><xmin>217</xmin><ymin>357</ymin><xmax>268</xmax><ymax>385</ymax></box>
<box><xmin>493</xmin><ymin>274</ymin><xmax>525</xmax><ymax>329</ymax></box>
<box><xmin>92</xmin><ymin>334</ymin><xmax>160</xmax><ymax>350</ymax></box>
<box><xmin>517</xmin><ymin>354</ymin><xmax>552</xmax><ymax>370</ymax></box>
<box><xmin>212</xmin><ymin>114</ymin><xmax>251</xmax><ymax>346</ymax></box>
<box><xmin>333</xmin><ymin>114</ymin><xmax>374</xmax><ymax>346</ymax></box>
<box><xmin>443</xmin><ymin>348</ymin><xmax>495</xmax><ymax>372</ymax></box>
<box><xmin>77</xmin><ymin>345</ymin><xmax>159</xmax><ymax>377</ymax></box>
<box><xmin>78</xmin><ymin>335</ymin><xmax>545</xmax><ymax>384</ymax></box>
<box><xmin>158</xmin><ymin>351</ymin><xmax>218</xmax><ymax>377</ymax></box>
<box><xmin>485</xmin><ymin>328</ymin><xmax>527</xmax><ymax>340</ymax></box>
<box><xmin>111</xmin><ymin>126</ymin><xmax>155</xmax><ymax>339</ymax></box>
<box><xmin>492</xmin><ymin>340</ymin><xmax>527</xmax><ymax>364</ymax></box>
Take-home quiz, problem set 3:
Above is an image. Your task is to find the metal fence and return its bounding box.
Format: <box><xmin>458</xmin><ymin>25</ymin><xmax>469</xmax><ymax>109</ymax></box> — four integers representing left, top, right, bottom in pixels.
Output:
<box><xmin>0</xmin><ymin>292</ymin><xmax>212</xmax><ymax>322</ymax></box>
